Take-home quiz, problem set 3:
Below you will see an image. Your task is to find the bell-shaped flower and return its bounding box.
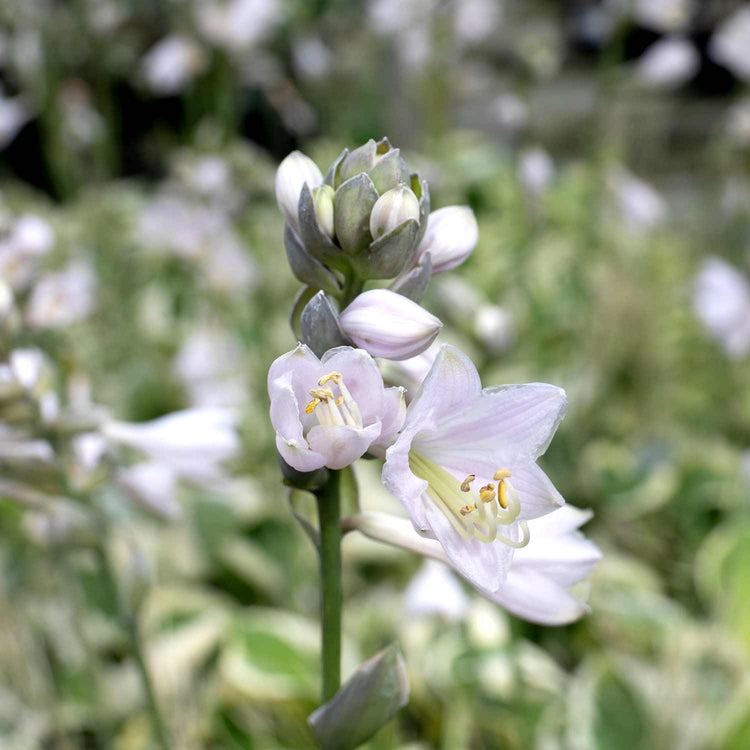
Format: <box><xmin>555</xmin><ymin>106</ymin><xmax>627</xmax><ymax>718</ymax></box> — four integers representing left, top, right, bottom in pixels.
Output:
<box><xmin>346</xmin><ymin>504</ymin><xmax>600</xmax><ymax>625</ymax></box>
<box><xmin>369</xmin><ymin>185</ymin><xmax>420</xmax><ymax>240</ymax></box>
<box><xmin>339</xmin><ymin>289</ymin><xmax>442</xmax><ymax>360</ymax></box>
<box><xmin>274</xmin><ymin>151</ymin><xmax>323</xmax><ymax>234</ymax></box>
<box><xmin>268</xmin><ymin>343</ymin><xmax>406</xmax><ymax>472</ymax></box>
<box><xmin>382</xmin><ymin>344</ymin><xmax>568</xmax><ymax>593</ymax></box>
<box><xmin>414</xmin><ymin>205</ymin><xmax>478</xmax><ymax>274</ymax></box>
<box><xmin>102</xmin><ymin>407</ymin><xmax>240</xmax><ymax>483</ymax></box>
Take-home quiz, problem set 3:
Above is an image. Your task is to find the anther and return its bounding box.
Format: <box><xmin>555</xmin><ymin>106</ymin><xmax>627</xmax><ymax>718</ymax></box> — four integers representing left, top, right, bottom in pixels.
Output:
<box><xmin>493</xmin><ymin>469</ymin><xmax>512</xmax><ymax>481</ymax></box>
<box><xmin>479</xmin><ymin>488</ymin><xmax>496</xmax><ymax>503</ymax></box>
<box><xmin>498</xmin><ymin>481</ymin><xmax>508</xmax><ymax>509</ymax></box>
<box><xmin>335</xmin><ymin>395</ymin><xmax>344</xmax><ymax>406</ymax></box>
<box><xmin>304</xmin><ymin>398</ymin><xmax>320</xmax><ymax>415</ymax></box>
<box><xmin>318</xmin><ymin>372</ymin><xmax>341</xmax><ymax>386</ymax></box>
<box><xmin>460</xmin><ymin>474</ymin><xmax>475</xmax><ymax>492</ymax></box>
<box><xmin>309</xmin><ymin>387</ymin><xmax>334</xmax><ymax>400</ymax></box>
<box><xmin>460</xmin><ymin>504</ymin><xmax>475</xmax><ymax>516</ymax></box>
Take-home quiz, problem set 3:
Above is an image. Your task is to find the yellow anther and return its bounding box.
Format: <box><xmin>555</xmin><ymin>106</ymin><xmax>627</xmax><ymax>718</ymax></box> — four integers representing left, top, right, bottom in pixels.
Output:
<box><xmin>460</xmin><ymin>474</ymin><xmax>476</xmax><ymax>492</ymax></box>
<box><xmin>498</xmin><ymin>481</ymin><xmax>508</xmax><ymax>509</ymax></box>
<box><xmin>335</xmin><ymin>395</ymin><xmax>344</xmax><ymax>406</ymax></box>
<box><xmin>305</xmin><ymin>398</ymin><xmax>320</xmax><ymax>415</ymax></box>
<box><xmin>309</xmin><ymin>387</ymin><xmax>334</xmax><ymax>400</ymax></box>
<box><xmin>460</xmin><ymin>504</ymin><xmax>475</xmax><ymax>516</ymax></box>
<box><xmin>479</xmin><ymin>488</ymin><xmax>496</xmax><ymax>504</ymax></box>
<box><xmin>480</xmin><ymin>482</ymin><xmax>495</xmax><ymax>494</ymax></box>
<box><xmin>493</xmin><ymin>469</ymin><xmax>512</xmax><ymax>481</ymax></box>
<box><xmin>318</xmin><ymin>372</ymin><xmax>342</xmax><ymax>386</ymax></box>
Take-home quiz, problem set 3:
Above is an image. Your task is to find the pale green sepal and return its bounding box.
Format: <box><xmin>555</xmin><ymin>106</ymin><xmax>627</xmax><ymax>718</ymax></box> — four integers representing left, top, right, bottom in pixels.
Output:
<box><xmin>351</xmin><ymin>218</ymin><xmax>418</xmax><ymax>280</ymax></box>
<box><xmin>308</xmin><ymin>643</ymin><xmax>409</xmax><ymax>750</ymax></box>
<box><xmin>337</xmin><ymin>139</ymin><xmax>377</xmax><ymax>185</ymax></box>
<box><xmin>300</xmin><ymin>291</ymin><xmax>349</xmax><ymax>358</ymax></box>
<box><xmin>284</xmin><ymin>225</ymin><xmax>342</xmax><ymax>296</ymax></box>
<box><xmin>389</xmin><ymin>251</ymin><xmax>432</xmax><ymax>302</ymax></box>
<box><xmin>324</xmin><ymin>148</ymin><xmax>348</xmax><ymax>188</ymax></box>
<box><xmin>333</xmin><ymin>173</ymin><xmax>378</xmax><ymax>255</ymax></box>
<box><xmin>289</xmin><ymin>285</ymin><xmax>316</xmax><ymax>339</ymax></box>
<box><xmin>412</xmin><ymin>174</ymin><xmax>431</xmax><ymax>247</ymax></box>
<box><xmin>369</xmin><ymin>149</ymin><xmax>410</xmax><ymax>194</ymax></box>
<box><xmin>298</xmin><ymin>183</ymin><xmax>347</xmax><ymax>271</ymax></box>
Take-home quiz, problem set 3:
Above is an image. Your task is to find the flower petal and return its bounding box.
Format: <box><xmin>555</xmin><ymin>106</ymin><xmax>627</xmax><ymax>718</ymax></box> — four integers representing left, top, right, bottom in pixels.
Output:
<box><xmin>415</xmin><ymin>383</ymin><xmax>567</xmax><ymax>465</ymax></box>
<box><xmin>267</xmin><ymin>342</ymin><xmax>321</xmax><ymax>410</ymax></box>
<box><xmin>484</xmin><ymin>568</ymin><xmax>589</xmax><ymax>625</ymax></box>
<box><xmin>372</xmin><ymin>386</ymin><xmax>406</xmax><ymax>451</ymax></box>
<box><xmin>404</xmin><ymin>344</ymin><xmax>482</xmax><ymax>430</ymax></box>
<box><xmin>306</xmin><ymin>421</ymin><xmax>382</xmax><ymax>470</ymax></box>
<box><xmin>422</xmin><ymin>498</ymin><xmax>515</xmax><ymax>593</ymax></box>
<box><xmin>506</xmin><ymin>463</ymin><xmax>565</xmax><ymax>520</ymax></box>
<box><xmin>270</xmin><ymin>372</ymin><xmax>326</xmax><ymax>472</ymax></box>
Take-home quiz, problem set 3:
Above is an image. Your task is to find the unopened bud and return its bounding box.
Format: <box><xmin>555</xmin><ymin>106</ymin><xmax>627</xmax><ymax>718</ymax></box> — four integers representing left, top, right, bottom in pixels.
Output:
<box><xmin>415</xmin><ymin>205</ymin><xmax>478</xmax><ymax>274</ymax></box>
<box><xmin>274</xmin><ymin>151</ymin><xmax>323</xmax><ymax>233</ymax></box>
<box><xmin>339</xmin><ymin>289</ymin><xmax>442</xmax><ymax>360</ymax></box>
<box><xmin>369</xmin><ymin>185</ymin><xmax>420</xmax><ymax>240</ymax></box>
<box><xmin>312</xmin><ymin>184</ymin><xmax>335</xmax><ymax>239</ymax></box>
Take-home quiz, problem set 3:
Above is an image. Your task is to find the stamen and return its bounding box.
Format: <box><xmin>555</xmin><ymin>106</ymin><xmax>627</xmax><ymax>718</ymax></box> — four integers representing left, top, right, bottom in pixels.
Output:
<box><xmin>494</xmin><ymin>469</ymin><xmax>512</xmax><ymax>481</ymax></box>
<box><xmin>460</xmin><ymin>474</ymin><xmax>475</xmax><ymax>492</ymax></box>
<box><xmin>335</xmin><ymin>395</ymin><xmax>344</xmax><ymax>406</ymax></box>
<box><xmin>318</xmin><ymin>372</ymin><xmax>341</xmax><ymax>386</ymax></box>
<box><xmin>304</xmin><ymin>398</ymin><xmax>320</xmax><ymax>415</ymax></box>
<box><xmin>310</xmin><ymin>387</ymin><xmax>334</xmax><ymax>400</ymax></box>
<box><xmin>498</xmin><ymin>481</ymin><xmax>508</xmax><ymax>509</ymax></box>
<box><xmin>460</xmin><ymin>504</ymin><xmax>475</xmax><ymax>516</ymax></box>
<box><xmin>479</xmin><ymin>487</ymin><xmax>496</xmax><ymax>503</ymax></box>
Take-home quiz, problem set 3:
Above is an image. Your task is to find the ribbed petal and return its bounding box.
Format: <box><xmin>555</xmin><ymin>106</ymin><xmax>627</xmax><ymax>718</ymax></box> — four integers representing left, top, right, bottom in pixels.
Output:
<box><xmin>307</xmin><ymin>421</ymin><xmax>382</xmax><ymax>470</ymax></box>
<box><xmin>267</xmin><ymin>342</ymin><xmax>321</xmax><ymax>411</ymax></box>
<box><xmin>415</xmin><ymin>382</ymin><xmax>567</xmax><ymax>465</ymax></box>
<box><xmin>320</xmin><ymin>346</ymin><xmax>387</xmax><ymax>425</ymax></box>
<box><xmin>505</xmin><ymin>463</ymin><xmax>564</xmax><ymax>519</ymax></box>
<box><xmin>373</xmin><ymin>386</ymin><xmax>406</xmax><ymax>448</ymax></box>
<box><xmin>270</xmin><ymin>372</ymin><xmax>326</xmax><ymax>472</ymax></box>
<box><xmin>485</xmin><ymin>568</ymin><xmax>589</xmax><ymax>625</ymax></box>
<box><xmin>422</xmin><ymin>499</ymin><xmax>515</xmax><ymax>593</ymax></box>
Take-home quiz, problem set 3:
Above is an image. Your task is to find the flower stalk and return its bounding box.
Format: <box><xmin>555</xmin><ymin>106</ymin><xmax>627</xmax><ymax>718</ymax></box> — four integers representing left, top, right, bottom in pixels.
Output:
<box><xmin>314</xmin><ymin>469</ymin><xmax>343</xmax><ymax>703</ymax></box>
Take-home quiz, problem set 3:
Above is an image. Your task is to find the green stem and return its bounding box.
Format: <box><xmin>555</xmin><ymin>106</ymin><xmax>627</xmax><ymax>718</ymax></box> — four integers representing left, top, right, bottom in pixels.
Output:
<box><xmin>315</xmin><ymin>470</ymin><xmax>343</xmax><ymax>703</ymax></box>
<box><xmin>95</xmin><ymin>544</ymin><xmax>172</xmax><ymax>750</ymax></box>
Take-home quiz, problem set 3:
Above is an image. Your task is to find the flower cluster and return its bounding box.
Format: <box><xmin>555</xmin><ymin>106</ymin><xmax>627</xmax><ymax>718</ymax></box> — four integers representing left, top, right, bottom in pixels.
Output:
<box><xmin>269</xmin><ymin>138</ymin><xmax>599</xmax><ymax>625</ymax></box>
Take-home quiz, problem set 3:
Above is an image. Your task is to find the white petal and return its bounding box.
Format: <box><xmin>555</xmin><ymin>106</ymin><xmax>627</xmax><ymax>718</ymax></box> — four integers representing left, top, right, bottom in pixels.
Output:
<box><xmin>422</xmin><ymin>498</ymin><xmax>514</xmax><ymax>593</ymax></box>
<box><xmin>274</xmin><ymin>151</ymin><xmax>323</xmax><ymax>233</ymax></box>
<box><xmin>267</xmin><ymin>342</ymin><xmax>322</xmax><ymax>410</ymax></box>
<box><xmin>372</xmin><ymin>386</ymin><xmax>406</xmax><ymax>450</ymax></box>
<box><xmin>270</xmin><ymin>373</ymin><xmax>326</xmax><ymax>472</ymax></box>
<box><xmin>484</xmin><ymin>569</ymin><xmax>589</xmax><ymax>625</ymax></box>
<box><xmin>416</xmin><ymin>205</ymin><xmax>478</xmax><ymax>273</ymax></box>
<box><xmin>505</xmin><ymin>463</ymin><xmax>565</xmax><ymax>520</ymax></box>
<box><xmin>404</xmin><ymin>560</ymin><xmax>469</xmax><ymax>620</ymax></box>
<box><xmin>416</xmin><ymin>382</ymin><xmax>567</xmax><ymax>465</ymax></box>
<box><xmin>306</xmin><ymin>422</ymin><xmax>382</xmax><ymax>470</ymax></box>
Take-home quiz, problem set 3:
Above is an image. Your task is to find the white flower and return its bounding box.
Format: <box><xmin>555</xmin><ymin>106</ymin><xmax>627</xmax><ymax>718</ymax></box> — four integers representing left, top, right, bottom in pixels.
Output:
<box><xmin>348</xmin><ymin>505</ymin><xmax>600</xmax><ymax>625</ymax></box>
<box><xmin>0</xmin><ymin>214</ymin><xmax>55</xmax><ymax>290</ymax></box>
<box><xmin>709</xmin><ymin>6</ymin><xmax>750</xmax><ymax>82</ymax></box>
<box><xmin>339</xmin><ymin>289</ymin><xmax>443</xmax><ymax>361</ymax></box>
<box><xmin>473</xmin><ymin>304</ymin><xmax>514</xmax><ymax>354</ymax></box>
<box><xmin>0</xmin><ymin>90</ymin><xmax>29</xmax><ymax>149</ymax></box>
<box><xmin>273</xmin><ymin>151</ymin><xmax>323</xmax><ymax>234</ymax></box>
<box><xmin>267</xmin><ymin>343</ymin><xmax>405</xmax><ymax>472</ymax></box>
<box><xmin>414</xmin><ymin>205</ymin><xmax>478</xmax><ymax>274</ymax></box>
<box><xmin>634</xmin><ymin>37</ymin><xmax>698</xmax><ymax>90</ymax></box>
<box><xmin>195</xmin><ymin>0</ymin><xmax>282</xmax><ymax>53</ymax></box>
<box><xmin>403</xmin><ymin>560</ymin><xmax>469</xmax><ymax>621</ymax></box>
<box><xmin>142</xmin><ymin>35</ymin><xmax>206</xmax><ymax>95</ymax></box>
<box><xmin>25</xmin><ymin>261</ymin><xmax>96</xmax><ymax>329</ymax></box>
<box><xmin>608</xmin><ymin>167</ymin><xmax>667</xmax><ymax>231</ymax></box>
<box><xmin>102</xmin><ymin>407</ymin><xmax>240</xmax><ymax>482</ymax></box>
<box><xmin>693</xmin><ymin>257</ymin><xmax>750</xmax><ymax>358</ymax></box>
<box><xmin>633</xmin><ymin>0</ymin><xmax>692</xmax><ymax>33</ymax></box>
<box><xmin>518</xmin><ymin>147</ymin><xmax>555</xmax><ymax>196</ymax></box>
<box><xmin>116</xmin><ymin>461</ymin><xmax>182</xmax><ymax>520</ymax></box>
<box><xmin>382</xmin><ymin>345</ymin><xmax>567</xmax><ymax>593</ymax></box>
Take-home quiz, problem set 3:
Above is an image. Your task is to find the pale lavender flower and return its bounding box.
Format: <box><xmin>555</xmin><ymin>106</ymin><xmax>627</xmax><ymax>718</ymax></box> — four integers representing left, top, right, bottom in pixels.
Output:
<box><xmin>339</xmin><ymin>289</ymin><xmax>442</xmax><ymax>361</ymax></box>
<box><xmin>350</xmin><ymin>505</ymin><xmax>600</xmax><ymax>625</ymax></box>
<box><xmin>267</xmin><ymin>344</ymin><xmax>405</xmax><ymax>471</ymax></box>
<box><xmin>273</xmin><ymin>151</ymin><xmax>323</xmax><ymax>234</ymax></box>
<box><xmin>634</xmin><ymin>37</ymin><xmax>698</xmax><ymax>90</ymax></box>
<box><xmin>693</xmin><ymin>257</ymin><xmax>750</xmax><ymax>358</ymax></box>
<box><xmin>382</xmin><ymin>345</ymin><xmax>568</xmax><ymax>593</ymax></box>
<box><xmin>413</xmin><ymin>205</ymin><xmax>478</xmax><ymax>274</ymax></box>
<box><xmin>142</xmin><ymin>35</ymin><xmax>207</xmax><ymax>95</ymax></box>
<box><xmin>709</xmin><ymin>6</ymin><xmax>750</xmax><ymax>82</ymax></box>
<box><xmin>25</xmin><ymin>261</ymin><xmax>96</xmax><ymax>330</ymax></box>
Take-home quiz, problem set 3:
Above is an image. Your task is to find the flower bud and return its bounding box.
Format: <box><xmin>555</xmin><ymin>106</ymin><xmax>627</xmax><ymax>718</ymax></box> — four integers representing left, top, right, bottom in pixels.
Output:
<box><xmin>369</xmin><ymin>185</ymin><xmax>420</xmax><ymax>240</ymax></box>
<box><xmin>339</xmin><ymin>289</ymin><xmax>442</xmax><ymax>360</ymax></box>
<box><xmin>312</xmin><ymin>184</ymin><xmax>335</xmax><ymax>239</ymax></box>
<box><xmin>416</xmin><ymin>205</ymin><xmax>478</xmax><ymax>274</ymax></box>
<box><xmin>274</xmin><ymin>151</ymin><xmax>323</xmax><ymax>233</ymax></box>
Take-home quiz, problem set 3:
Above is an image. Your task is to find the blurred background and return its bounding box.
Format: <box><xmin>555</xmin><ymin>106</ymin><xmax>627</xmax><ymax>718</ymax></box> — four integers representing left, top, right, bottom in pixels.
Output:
<box><xmin>1</xmin><ymin>0</ymin><xmax>750</xmax><ymax>748</ymax></box>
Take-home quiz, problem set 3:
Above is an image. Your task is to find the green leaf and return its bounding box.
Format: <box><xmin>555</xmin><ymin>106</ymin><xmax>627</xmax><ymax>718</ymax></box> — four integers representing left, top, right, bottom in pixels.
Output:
<box><xmin>593</xmin><ymin>671</ymin><xmax>649</xmax><ymax>750</ymax></box>
<box><xmin>308</xmin><ymin>643</ymin><xmax>409</xmax><ymax>750</ymax></box>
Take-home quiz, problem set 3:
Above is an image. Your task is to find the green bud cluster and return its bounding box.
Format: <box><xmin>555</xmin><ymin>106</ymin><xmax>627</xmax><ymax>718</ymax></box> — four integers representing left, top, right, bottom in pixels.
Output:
<box><xmin>283</xmin><ymin>138</ymin><xmax>430</xmax><ymax>290</ymax></box>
